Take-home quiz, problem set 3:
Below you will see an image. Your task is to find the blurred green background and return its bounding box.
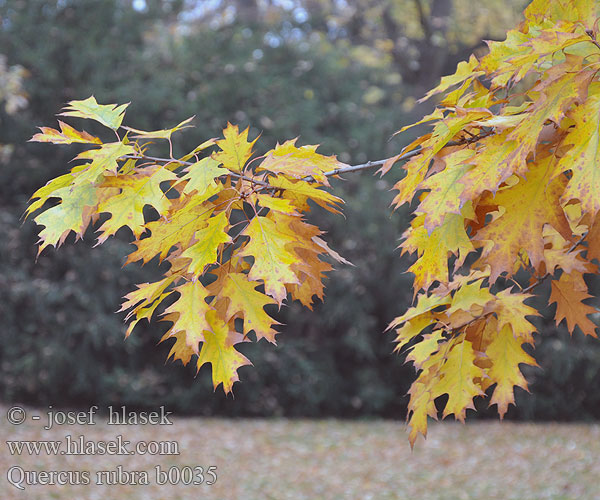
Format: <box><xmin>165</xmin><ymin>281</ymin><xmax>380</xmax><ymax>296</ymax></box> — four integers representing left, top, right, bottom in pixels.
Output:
<box><xmin>1</xmin><ymin>0</ymin><xmax>598</xmax><ymax>420</ymax></box>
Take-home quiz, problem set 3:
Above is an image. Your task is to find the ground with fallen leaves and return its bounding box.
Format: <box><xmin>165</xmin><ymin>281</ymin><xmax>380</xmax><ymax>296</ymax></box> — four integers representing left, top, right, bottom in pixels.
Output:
<box><xmin>1</xmin><ymin>405</ymin><xmax>598</xmax><ymax>499</ymax></box>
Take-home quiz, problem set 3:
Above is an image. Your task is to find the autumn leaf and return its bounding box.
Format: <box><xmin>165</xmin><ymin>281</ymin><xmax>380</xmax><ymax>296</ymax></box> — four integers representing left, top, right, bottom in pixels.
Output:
<box><xmin>181</xmin><ymin>211</ymin><xmax>232</xmax><ymax>275</ymax></box>
<box><xmin>30</xmin><ymin>120</ymin><xmax>102</xmax><ymax>145</ymax></box>
<box><xmin>33</xmin><ymin>183</ymin><xmax>101</xmax><ymax>254</ymax></box>
<box><xmin>401</xmin><ymin>213</ymin><xmax>474</xmax><ymax>293</ymax></box>
<box><xmin>196</xmin><ymin>310</ymin><xmax>251</xmax><ymax>392</ymax></box>
<box><xmin>257</xmin><ymin>139</ymin><xmax>345</xmax><ymax>184</ymax></box>
<box><xmin>180</xmin><ymin>157</ymin><xmax>228</xmax><ymax>198</ymax></box>
<box><xmin>123</xmin><ymin>116</ymin><xmax>194</xmax><ymax>140</ymax></box>
<box><xmin>486</xmin><ymin>325</ymin><xmax>537</xmax><ymax>418</ymax></box>
<box><xmin>549</xmin><ymin>271</ymin><xmax>598</xmax><ymax>337</ymax></box>
<box><xmin>126</xmin><ymin>196</ymin><xmax>214</xmax><ymax>264</ymax></box>
<box><xmin>556</xmin><ymin>85</ymin><xmax>600</xmax><ymax>216</ymax></box>
<box><xmin>162</xmin><ymin>281</ymin><xmax>213</xmax><ymax>355</ymax></box>
<box><xmin>60</xmin><ymin>95</ymin><xmax>129</xmax><ymax>130</ymax></box>
<box><xmin>473</xmin><ymin>156</ymin><xmax>572</xmax><ymax>282</ymax></box>
<box><xmin>238</xmin><ymin>214</ymin><xmax>300</xmax><ymax>305</ymax></box>
<box><xmin>96</xmin><ymin>166</ymin><xmax>177</xmax><ymax>242</ymax></box>
<box><xmin>73</xmin><ymin>142</ymin><xmax>136</xmax><ymax>184</ymax></box>
<box><xmin>431</xmin><ymin>336</ymin><xmax>485</xmax><ymax>421</ymax></box>
<box><xmin>221</xmin><ymin>273</ymin><xmax>279</xmax><ymax>342</ymax></box>
<box><xmin>212</xmin><ymin>122</ymin><xmax>257</xmax><ymax>173</ymax></box>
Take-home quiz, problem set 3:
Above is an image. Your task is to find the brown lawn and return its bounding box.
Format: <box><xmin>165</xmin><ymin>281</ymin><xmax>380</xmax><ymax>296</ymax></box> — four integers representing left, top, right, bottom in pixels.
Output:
<box><xmin>1</xmin><ymin>405</ymin><xmax>598</xmax><ymax>499</ymax></box>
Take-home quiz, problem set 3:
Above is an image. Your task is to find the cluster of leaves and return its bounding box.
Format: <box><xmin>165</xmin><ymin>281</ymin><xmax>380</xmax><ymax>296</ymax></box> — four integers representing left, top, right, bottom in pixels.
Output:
<box><xmin>27</xmin><ymin>0</ymin><xmax>600</xmax><ymax>446</ymax></box>
<box><xmin>28</xmin><ymin>96</ymin><xmax>349</xmax><ymax>393</ymax></box>
<box><xmin>385</xmin><ymin>0</ymin><xmax>600</xmax><ymax>445</ymax></box>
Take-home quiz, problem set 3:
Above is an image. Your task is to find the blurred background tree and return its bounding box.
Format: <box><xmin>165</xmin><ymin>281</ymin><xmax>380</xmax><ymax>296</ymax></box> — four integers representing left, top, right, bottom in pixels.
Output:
<box><xmin>1</xmin><ymin>0</ymin><xmax>598</xmax><ymax>420</ymax></box>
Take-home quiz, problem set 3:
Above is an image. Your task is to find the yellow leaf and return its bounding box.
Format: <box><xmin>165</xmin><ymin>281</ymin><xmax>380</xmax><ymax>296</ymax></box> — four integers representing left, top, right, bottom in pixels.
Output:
<box><xmin>431</xmin><ymin>337</ymin><xmax>485</xmax><ymax>421</ymax></box>
<box><xmin>267</xmin><ymin>176</ymin><xmax>343</xmax><ymax>214</ymax></box>
<box><xmin>257</xmin><ymin>139</ymin><xmax>346</xmax><ymax>184</ymax></box>
<box><xmin>124</xmin><ymin>116</ymin><xmax>194</xmax><ymax>140</ymax></box>
<box><xmin>96</xmin><ymin>166</ymin><xmax>177</xmax><ymax>242</ymax></box>
<box><xmin>445</xmin><ymin>279</ymin><xmax>494</xmax><ymax>328</ymax></box>
<box><xmin>126</xmin><ymin>196</ymin><xmax>213</xmax><ymax>264</ymax></box>
<box><xmin>180</xmin><ymin>157</ymin><xmax>228</xmax><ymax>197</ymax></box>
<box><xmin>33</xmin><ymin>183</ymin><xmax>100</xmax><ymax>254</ymax></box>
<box><xmin>417</xmin><ymin>149</ymin><xmax>474</xmax><ymax>232</ymax></box>
<box><xmin>181</xmin><ymin>212</ymin><xmax>232</xmax><ymax>275</ymax></box>
<box><xmin>492</xmin><ymin>290</ymin><xmax>539</xmax><ymax>344</ymax></box>
<box><xmin>557</xmin><ymin>85</ymin><xmax>600</xmax><ymax>216</ymax></box>
<box><xmin>406</xmin><ymin>330</ymin><xmax>444</xmax><ymax>369</ymax></box>
<box><xmin>59</xmin><ymin>95</ymin><xmax>129</xmax><ymax>130</ymax></box>
<box><xmin>120</xmin><ymin>276</ymin><xmax>177</xmax><ymax>337</ymax></box>
<box><xmin>420</xmin><ymin>55</ymin><xmax>484</xmax><ymax>102</ymax></box>
<box><xmin>238</xmin><ymin>214</ymin><xmax>300</xmax><ymax>304</ymax></box>
<box><xmin>196</xmin><ymin>310</ymin><xmax>251</xmax><ymax>393</ymax></box>
<box><xmin>212</xmin><ymin>123</ymin><xmax>257</xmax><ymax>173</ymax></box>
<box><xmin>221</xmin><ymin>273</ymin><xmax>279</xmax><ymax>342</ymax></box>
<box><xmin>474</xmin><ymin>156</ymin><xmax>572</xmax><ymax>282</ymax></box>
<box><xmin>401</xmin><ymin>213</ymin><xmax>474</xmax><ymax>293</ymax></box>
<box><xmin>393</xmin><ymin>313</ymin><xmax>434</xmax><ymax>353</ymax></box>
<box><xmin>74</xmin><ymin>141</ymin><xmax>136</xmax><ymax>182</ymax></box>
<box><xmin>486</xmin><ymin>325</ymin><xmax>537</xmax><ymax>418</ymax></box>
<box><xmin>30</xmin><ymin>120</ymin><xmax>102</xmax><ymax>145</ymax></box>
<box><xmin>162</xmin><ymin>281</ymin><xmax>213</xmax><ymax>354</ymax></box>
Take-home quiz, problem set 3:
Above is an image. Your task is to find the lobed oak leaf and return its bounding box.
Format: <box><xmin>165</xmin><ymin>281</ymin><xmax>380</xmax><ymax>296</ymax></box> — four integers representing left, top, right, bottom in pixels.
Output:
<box><xmin>59</xmin><ymin>96</ymin><xmax>129</xmax><ymax>130</ymax></box>
<box><xmin>179</xmin><ymin>157</ymin><xmax>228</xmax><ymax>198</ymax></box>
<box><xmin>491</xmin><ymin>290</ymin><xmax>539</xmax><ymax>344</ymax></box>
<box><xmin>420</xmin><ymin>55</ymin><xmax>483</xmax><ymax>102</ymax></box>
<box><xmin>267</xmin><ymin>176</ymin><xmax>343</xmax><ymax>214</ymax></box>
<box><xmin>33</xmin><ymin>183</ymin><xmax>101</xmax><ymax>254</ymax></box>
<box><xmin>406</xmin><ymin>378</ymin><xmax>438</xmax><ymax>448</ymax></box>
<box><xmin>416</xmin><ymin>149</ymin><xmax>474</xmax><ymax>232</ymax></box>
<box><xmin>96</xmin><ymin>166</ymin><xmax>177</xmax><ymax>242</ymax></box>
<box><xmin>401</xmin><ymin>213</ymin><xmax>474</xmax><ymax>293</ymax></box>
<box><xmin>26</xmin><ymin>170</ymin><xmax>81</xmax><ymax>218</ymax></box>
<box><xmin>252</xmin><ymin>193</ymin><xmax>299</xmax><ymax>215</ymax></box>
<box><xmin>161</xmin><ymin>330</ymin><xmax>195</xmax><ymax>366</ymax></box>
<box><xmin>457</xmin><ymin>130</ymin><xmax>519</xmax><ymax>201</ymax></box>
<box><xmin>506</xmin><ymin>24</ymin><xmax>589</xmax><ymax>83</ymax></box>
<box><xmin>238</xmin><ymin>214</ymin><xmax>301</xmax><ymax>305</ymax></box>
<box><xmin>221</xmin><ymin>272</ymin><xmax>280</xmax><ymax>343</ymax></box>
<box><xmin>73</xmin><ymin>142</ymin><xmax>136</xmax><ymax>184</ymax></box>
<box><xmin>549</xmin><ymin>271</ymin><xmax>598</xmax><ymax>337</ymax></box>
<box><xmin>556</xmin><ymin>85</ymin><xmax>600</xmax><ymax>216</ymax></box>
<box><xmin>181</xmin><ymin>211</ymin><xmax>232</xmax><ymax>276</ymax></box>
<box><xmin>126</xmin><ymin>197</ymin><xmax>213</xmax><ymax>265</ymax></box>
<box><xmin>257</xmin><ymin>139</ymin><xmax>346</xmax><ymax>184</ymax></box>
<box><xmin>473</xmin><ymin>156</ymin><xmax>572</xmax><ymax>282</ymax></box>
<box><xmin>196</xmin><ymin>310</ymin><xmax>251</xmax><ymax>393</ymax></box>
<box><xmin>30</xmin><ymin>120</ymin><xmax>102</xmax><ymax>145</ymax></box>
<box><xmin>497</xmin><ymin>62</ymin><xmax>593</xmax><ymax>180</ymax></box>
<box><xmin>162</xmin><ymin>281</ymin><xmax>213</xmax><ymax>354</ymax></box>
<box><xmin>432</xmin><ymin>337</ymin><xmax>485</xmax><ymax>421</ymax></box>
<box><xmin>388</xmin><ymin>292</ymin><xmax>451</xmax><ymax>330</ymax></box>
<box><xmin>212</xmin><ymin>123</ymin><xmax>257</xmax><ymax>173</ymax></box>
<box><xmin>541</xmin><ymin>226</ymin><xmax>592</xmax><ymax>276</ymax></box>
<box><xmin>123</xmin><ymin>116</ymin><xmax>195</xmax><ymax>140</ymax></box>
<box><xmin>445</xmin><ymin>279</ymin><xmax>494</xmax><ymax>328</ymax></box>
<box><xmin>393</xmin><ymin>313</ymin><xmax>435</xmax><ymax>353</ymax></box>
<box><xmin>406</xmin><ymin>330</ymin><xmax>444</xmax><ymax>369</ymax></box>
<box><xmin>486</xmin><ymin>325</ymin><xmax>537</xmax><ymax>418</ymax></box>
<box><xmin>120</xmin><ymin>276</ymin><xmax>178</xmax><ymax>337</ymax></box>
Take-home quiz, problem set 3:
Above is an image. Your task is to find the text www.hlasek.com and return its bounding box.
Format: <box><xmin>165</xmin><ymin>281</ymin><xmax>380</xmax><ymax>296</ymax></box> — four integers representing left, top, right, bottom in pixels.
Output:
<box><xmin>6</xmin><ymin>435</ymin><xmax>179</xmax><ymax>456</ymax></box>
